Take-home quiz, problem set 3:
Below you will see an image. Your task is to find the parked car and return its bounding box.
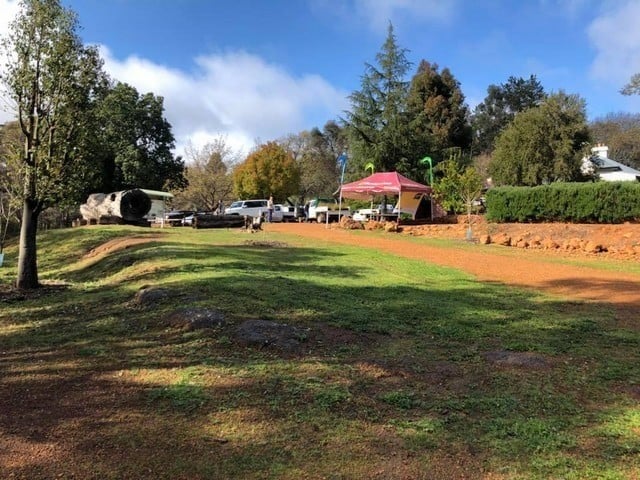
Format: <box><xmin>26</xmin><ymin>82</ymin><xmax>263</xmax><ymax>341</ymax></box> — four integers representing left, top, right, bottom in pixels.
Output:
<box><xmin>224</xmin><ymin>199</ymin><xmax>269</xmax><ymax>218</ymax></box>
<box><xmin>164</xmin><ymin>210</ymin><xmax>193</xmax><ymax>226</ymax></box>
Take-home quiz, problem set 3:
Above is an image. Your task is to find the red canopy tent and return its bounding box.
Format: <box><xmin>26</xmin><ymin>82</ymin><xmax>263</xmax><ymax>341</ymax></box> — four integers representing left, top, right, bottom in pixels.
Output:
<box><xmin>339</xmin><ymin>172</ymin><xmax>432</xmax><ymax>220</ymax></box>
<box><xmin>340</xmin><ymin>172</ymin><xmax>431</xmax><ymax>199</ymax></box>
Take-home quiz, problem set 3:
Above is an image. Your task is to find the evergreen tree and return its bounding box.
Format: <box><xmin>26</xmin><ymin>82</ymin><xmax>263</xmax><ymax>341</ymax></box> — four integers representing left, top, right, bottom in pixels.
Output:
<box><xmin>345</xmin><ymin>23</ymin><xmax>412</xmax><ymax>173</ymax></box>
<box><xmin>489</xmin><ymin>92</ymin><xmax>591</xmax><ymax>186</ymax></box>
<box><xmin>471</xmin><ymin>75</ymin><xmax>546</xmax><ymax>155</ymax></box>
<box><xmin>404</xmin><ymin>60</ymin><xmax>471</xmax><ymax>180</ymax></box>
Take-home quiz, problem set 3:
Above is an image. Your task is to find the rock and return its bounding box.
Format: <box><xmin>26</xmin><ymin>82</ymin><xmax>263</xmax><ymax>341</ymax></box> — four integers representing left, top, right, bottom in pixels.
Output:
<box><xmin>515</xmin><ymin>240</ymin><xmax>529</xmax><ymax>248</ymax></box>
<box><xmin>133</xmin><ymin>286</ymin><xmax>170</xmax><ymax>306</ymax></box>
<box><xmin>529</xmin><ymin>236</ymin><xmax>542</xmax><ymax>248</ymax></box>
<box><xmin>583</xmin><ymin>241</ymin><xmax>604</xmax><ymax>254</ymax></box>
<box><xmin>166</xmin><ymin>308</ymin><xmax>226</xmax><ymax>330</ymax></box>
<box><xmin>494</xmin><ymin>233</ymin><xmax>511</xmax><ymax>246</ymax></box>
<box><xmin>234</xmin><ymin>319</ymin><xmax>308</xmax><ymax>353</ymax></box>
<box><xmin>340</xmin><ymin>218</ymin><xmax>365</xmax><ymax>230</ymax></box>
<box><xmin>384</xmin><ymin>221</ymin><xmax>399</xmax><ymax>233</ymax></box>
<box><xmin>479</xmin><ymin>234</ymin><xmax>491</xmax><ymax>245</ymax></box>
<box><xmin>542</xmin><ymin>238</ymin><xmax>559</xmax><ymax>249</ymax></box>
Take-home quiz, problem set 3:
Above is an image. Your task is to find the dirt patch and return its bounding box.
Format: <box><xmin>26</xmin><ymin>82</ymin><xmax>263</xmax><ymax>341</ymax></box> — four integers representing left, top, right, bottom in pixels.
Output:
<box><xmin>82</xmin><ymin>235</ymin><xmax>163</xmax><ymax>260</ymax></box>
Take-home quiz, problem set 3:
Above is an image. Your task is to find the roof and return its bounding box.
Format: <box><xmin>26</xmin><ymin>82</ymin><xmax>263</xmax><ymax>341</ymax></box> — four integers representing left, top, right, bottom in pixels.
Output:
<box><xmin>593</xmin><ymin>155</ymin><xmax>640</xmax><ymax>182</ymax></box>
<box><xmin>140</xmin><ymin>189</ymin><xmax>174</xmax><ymax>199</ymax></box>
<box><xmin>340</xmin><ymin>172</ymin><xmax>431</xmax><ymax>200</ymax></box>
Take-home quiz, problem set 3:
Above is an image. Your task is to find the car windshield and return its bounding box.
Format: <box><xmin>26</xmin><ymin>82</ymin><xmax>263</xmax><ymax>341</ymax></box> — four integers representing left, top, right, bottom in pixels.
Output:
<box><xmin>229</xmin><ymin>201</ymin><xmax>242</xmax><ymax>208</ymax></box>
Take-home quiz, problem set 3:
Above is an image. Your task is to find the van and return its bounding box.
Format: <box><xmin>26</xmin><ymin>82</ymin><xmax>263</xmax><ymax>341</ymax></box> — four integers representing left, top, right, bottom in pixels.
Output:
<box><xmin>224</xmin><ymin>199</ymin><xmax>268</xmax><ymax>218</ymax></box>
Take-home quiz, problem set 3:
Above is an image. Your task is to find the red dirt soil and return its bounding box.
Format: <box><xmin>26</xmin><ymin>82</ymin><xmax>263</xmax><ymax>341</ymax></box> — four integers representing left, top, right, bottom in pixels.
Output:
<box><xmin>266</xmin><ymin>220</ymin><xmax>640</xmax><ymax>324</ymax></box>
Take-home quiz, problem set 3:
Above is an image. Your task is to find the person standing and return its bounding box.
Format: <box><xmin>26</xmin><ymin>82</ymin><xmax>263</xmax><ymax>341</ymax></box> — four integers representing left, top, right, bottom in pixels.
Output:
<box><xmin>267</xmin><ymin>195</ymin><xmax>274</xmax><ymax>222</ymax></box>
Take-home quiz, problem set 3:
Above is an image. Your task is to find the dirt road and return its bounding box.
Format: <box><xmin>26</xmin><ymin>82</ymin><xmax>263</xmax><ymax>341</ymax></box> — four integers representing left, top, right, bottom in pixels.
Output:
<box><xmin>266</xmin><ymin>222</ymin><xmax>640</xmax><ymax>323</ymax></box>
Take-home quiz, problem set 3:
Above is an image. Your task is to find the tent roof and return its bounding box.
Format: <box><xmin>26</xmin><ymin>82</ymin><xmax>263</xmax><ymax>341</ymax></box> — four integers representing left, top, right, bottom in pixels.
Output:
<box><xmin>340</xmin><ymin>172</ymin><xmax>431</xmax><ymax>199</ymax></box>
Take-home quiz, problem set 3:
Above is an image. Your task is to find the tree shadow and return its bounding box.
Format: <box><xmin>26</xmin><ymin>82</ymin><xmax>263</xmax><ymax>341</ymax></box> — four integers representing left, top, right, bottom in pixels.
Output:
<box><xmin>1</xmin><ymin>237</ymin><xmax>639</xmax><ymax>478</ymax></box>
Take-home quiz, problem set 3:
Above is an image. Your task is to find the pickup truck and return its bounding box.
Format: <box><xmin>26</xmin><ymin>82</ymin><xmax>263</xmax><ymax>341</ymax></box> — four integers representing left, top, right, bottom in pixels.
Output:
<box><xmin>306</xmin><ymin>197</ymin><xmax>350</xmax><ymax>223</ymax></box>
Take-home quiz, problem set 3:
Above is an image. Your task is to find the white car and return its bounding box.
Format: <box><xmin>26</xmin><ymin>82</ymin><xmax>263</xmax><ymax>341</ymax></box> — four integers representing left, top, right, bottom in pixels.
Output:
<box><xmin>224</xmin><ymin>199</ymin><xmax>268</xmax><ymax>218</ymax></box>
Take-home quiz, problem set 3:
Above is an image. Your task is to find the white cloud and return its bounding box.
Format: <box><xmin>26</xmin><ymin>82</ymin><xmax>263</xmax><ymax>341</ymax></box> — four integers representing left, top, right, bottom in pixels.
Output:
<box><xmin>100</xmin><ymin>47</ymin><xmax>348</xmax><ymax>156</ymax></box>
<box><xmin>588</xmin><ymin>1</ymin><xmax>640</xmax><ymax>86</ymax></box>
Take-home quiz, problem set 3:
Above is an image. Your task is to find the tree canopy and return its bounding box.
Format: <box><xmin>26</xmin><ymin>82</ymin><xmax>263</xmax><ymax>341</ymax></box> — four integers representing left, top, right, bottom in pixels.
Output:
<box><xmin>471</xmin><ymin>75</ymin><xmax>546</xmax><ymax>155</ymax></box>
<box><xmin>281</xmin><ymin>120</ymin><xmax>347</xmax><ymax>199</ymax></box>
<box><xmin>233</xmin><ymin>142</ymin><xmax>299</xmax><ymax>200</ymax></box>
<box><xmin>403</xmin><ymin>60</ymin><xmax>471</xmax><ymax>180</ymax></box>
<box><xmin>489</xmin><ymin>92</ymin><xmax>591</xmax><ymax>186</ymax></box>
<box><xmin>92</xmin><ymin>82</ymin><xmax>186</xmax><ymax>193</ymax></box>
<box><xmin>621</xmin><ymin>73</ymin><xmax>640</xmax><ymax>96</ymax></box>
<box><xmin>1</xmin><ymin>0</ymin><xmax>106</xmax><ymax>288</ymax></box>
<box><xmin>345</xmin><ymin>23</ymin><xmax>412</xmax><ymax>174</ymax></box>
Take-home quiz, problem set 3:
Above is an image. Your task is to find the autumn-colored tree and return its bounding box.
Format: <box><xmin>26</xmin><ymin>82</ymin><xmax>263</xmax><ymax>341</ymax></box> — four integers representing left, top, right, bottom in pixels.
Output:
<box><xmin>233</xmin><ymin>142</ymin><xmax>299</xmax><ymax>200</ymax></box>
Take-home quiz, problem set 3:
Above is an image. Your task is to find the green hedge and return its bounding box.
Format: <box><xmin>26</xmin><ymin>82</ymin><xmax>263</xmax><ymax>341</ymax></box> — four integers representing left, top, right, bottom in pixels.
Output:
<box><xmin>485</xmin><ymin>182</ymin><xmax>640</xmax><ymax>223</ymax></box>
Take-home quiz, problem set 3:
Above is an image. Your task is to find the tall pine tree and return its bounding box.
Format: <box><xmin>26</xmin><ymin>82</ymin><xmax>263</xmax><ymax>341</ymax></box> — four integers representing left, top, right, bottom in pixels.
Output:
<box><xmin>345</xmin><ymin>24</ymin><xmax>412</xmax><ymax>173</ymax></box>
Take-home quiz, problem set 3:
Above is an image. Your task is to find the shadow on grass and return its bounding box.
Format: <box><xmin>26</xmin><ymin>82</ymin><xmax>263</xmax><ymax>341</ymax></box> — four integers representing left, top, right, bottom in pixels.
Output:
<box><xmin>1</xmin><ymin>235</ymin><xmax>639</xmax><ymax>478</ymax></box>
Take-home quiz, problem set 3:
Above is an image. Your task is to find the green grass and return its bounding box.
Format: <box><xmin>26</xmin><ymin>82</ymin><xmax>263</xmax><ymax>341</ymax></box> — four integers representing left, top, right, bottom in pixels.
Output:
<box><xmin>0</xmin><ymin>225</ymin><xmax>639</xmax><ymax>479</ymax></box>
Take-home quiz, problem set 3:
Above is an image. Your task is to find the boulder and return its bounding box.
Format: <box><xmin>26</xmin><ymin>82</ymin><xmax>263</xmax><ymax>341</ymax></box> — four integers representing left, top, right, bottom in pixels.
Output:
<box><xmin>494</xmin><ymin>233</ymin><xmax>511</xmax><ymax>246</ymax></box>
<box><xmin>166</xmin><ymin>308</ymin><xmax>226</xmax><ymax>330</ymax></box>
<box><xmin>133</xmin><ymin>286</ymin><xmax>170</xmax><ymax>306</ymax></box>
<box><xmin>479</xmin><ymin>234</ymin><xmax>491</xmax><ymax>245</ymax></box>
<box><xmin>583</xmin><ymin>241</ymin><xmax>604</xmax><ymax>254</ymax></box>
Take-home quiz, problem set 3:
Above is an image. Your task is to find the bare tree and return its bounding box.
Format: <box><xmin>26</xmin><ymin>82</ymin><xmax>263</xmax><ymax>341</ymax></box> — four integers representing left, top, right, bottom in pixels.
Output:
<box><xmin>172</xmin><ymin>137</ymin><xmax>238</xmax><ymax>211</ymax></box>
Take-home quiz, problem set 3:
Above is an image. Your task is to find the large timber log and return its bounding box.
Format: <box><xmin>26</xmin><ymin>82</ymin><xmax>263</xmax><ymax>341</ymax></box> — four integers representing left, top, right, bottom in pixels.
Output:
<box><xmin>80</xmin><ymin>189</ymin><xmax>152</xmax><ymax>224</ymax></box>
<box><xmin>193</xmin><ymin>214</ymin><xmax>246</xmax><ymax>229</ymax></box>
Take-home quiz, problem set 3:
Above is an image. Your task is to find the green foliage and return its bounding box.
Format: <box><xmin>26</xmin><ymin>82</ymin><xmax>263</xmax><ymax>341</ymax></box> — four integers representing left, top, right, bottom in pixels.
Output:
<box><xmin>1</xmin><ymin>0</ymin><xmax>106</xmax><ymax>209</ymax></box>
<box><xmin>1</xmin><ymin>0</ymin><xmax>107</xmax><ymax>287</ymax></box>
<box><xmin>489</xmin><ymin>92</ymin><xmax>591</xmax><ymax>186</ymax></box>
<box><xmin>404</xmin><ymin>60</ymin><xmax>471</xmax><ymax>177</ymax></box>
<box><xmin>432</xmin><ymin>160</ymin><xmax>483</xmax><ymax>214</ymax></box>
<box><xmin>345</xmin><ymin>25</ymin><xmax>471</xmax><ymax>181</ymax></box>
<box><xmin>471</xmin><ymin>75</ymin><xmax>546</xmax><ymax>155</ymax></box>
<box><xmin>379</xmin><ymin>390</ymin><xmax>421</xmax><ymax>410</ymax></box>
<box><xmin>620</xmin><ymin>72</ymin><xmax>640</xmax><ymax>96</ymax></box>
<box><xmin>485</xmin><ymin>182</ymin><xmax>640</xmax><ymax>223</ymax></box>
<box><xmin>345</xmin><ymin>24</ymin><xmax>412</xmax><ymax>174</ymax></box>
<box><xmin>233</xmin><ymin>141</ymin><xmax>300</xmax><ymax>200</ymax></box>
<box><xmin>92</xmin><ymin>82</ymin><xmax>186</xmax><ymax>193</ymax></box>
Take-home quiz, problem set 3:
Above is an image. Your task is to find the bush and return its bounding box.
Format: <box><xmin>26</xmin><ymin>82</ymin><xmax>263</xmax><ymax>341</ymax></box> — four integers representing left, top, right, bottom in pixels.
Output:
<box><xmin>485</xmin><ymin>182</ymin><xmax>640</xmax><ymax>223</ymax></box>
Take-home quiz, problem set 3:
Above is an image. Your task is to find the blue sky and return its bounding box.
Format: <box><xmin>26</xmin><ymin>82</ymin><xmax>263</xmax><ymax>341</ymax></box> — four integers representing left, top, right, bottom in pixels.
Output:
<box><xmin>2</xmin><ymin>0</ymin><xmax>640</xmax><ymax>157</ymax></box>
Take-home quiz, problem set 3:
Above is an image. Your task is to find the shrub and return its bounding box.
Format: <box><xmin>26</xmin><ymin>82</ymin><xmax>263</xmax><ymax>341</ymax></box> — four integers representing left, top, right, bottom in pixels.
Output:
<box><xmin>485</xmin><ymin>182</ymin><xmax>640</xmax><ymax>223</ymax></box>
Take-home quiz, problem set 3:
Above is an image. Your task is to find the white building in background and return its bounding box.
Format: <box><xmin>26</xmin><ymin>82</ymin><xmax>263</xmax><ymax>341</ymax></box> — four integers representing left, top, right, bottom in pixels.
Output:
<box><xmin>582</xmin><ymin>144</ymin><xmax>640</xmax><ymax>182</ymax></box>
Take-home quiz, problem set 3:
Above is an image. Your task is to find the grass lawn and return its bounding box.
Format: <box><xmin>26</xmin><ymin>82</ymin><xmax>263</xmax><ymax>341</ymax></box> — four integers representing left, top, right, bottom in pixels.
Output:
<box><xmin>0</xmin><ymin>225</ymin><xmax>639</xmax><ymax>479</ymax></box>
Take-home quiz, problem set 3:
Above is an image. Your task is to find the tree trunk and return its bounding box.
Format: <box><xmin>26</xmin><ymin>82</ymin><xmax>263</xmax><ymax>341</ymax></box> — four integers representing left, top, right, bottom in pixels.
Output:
<box><xmin>16</xmin><ymin>199</ymin><xmax>40</xmax><ymax>289</ymax></box>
